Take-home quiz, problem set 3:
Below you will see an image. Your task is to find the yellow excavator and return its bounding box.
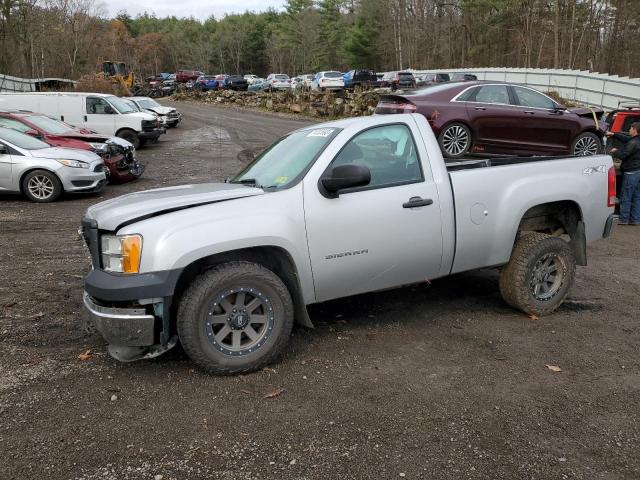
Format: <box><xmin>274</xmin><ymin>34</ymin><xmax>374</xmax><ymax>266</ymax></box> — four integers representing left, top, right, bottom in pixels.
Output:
<box><xmin>100</xmin><ymin>61</ymin><xmax>135</xmax><ymax>89</ymax></box>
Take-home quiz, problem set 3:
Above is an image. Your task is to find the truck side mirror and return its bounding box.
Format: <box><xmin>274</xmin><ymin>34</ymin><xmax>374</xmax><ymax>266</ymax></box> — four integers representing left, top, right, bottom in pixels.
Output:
<box><xmin>320</xmin><ymin>164</ymin><xmax>371</xmax><ymax>198</ymax></box>
<box><xmin>104</xmin><ymin>105</ymin><xmax>116</xmax><ymax>114</ymax></box>
<box><xmin>0</xmin><ymin>144</ymin><xmax>7</xmax><ymax>154</ymax></box>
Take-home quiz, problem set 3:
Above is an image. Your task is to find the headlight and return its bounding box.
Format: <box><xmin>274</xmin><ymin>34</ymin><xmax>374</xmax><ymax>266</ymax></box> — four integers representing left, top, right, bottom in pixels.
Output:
<box><xmin>57</xmin><ymin>159</ymin><xmax>89</xmax><ymax>169</ymax></box>
<box><xmin>89</xmin><ymin>142</ymin><xmax>108</xmax><ymax>153</ymax></box>
<box><xmin>101</xmin><ymin>234</ymin><xmax>142</xmax><ymax>274</ymax></box>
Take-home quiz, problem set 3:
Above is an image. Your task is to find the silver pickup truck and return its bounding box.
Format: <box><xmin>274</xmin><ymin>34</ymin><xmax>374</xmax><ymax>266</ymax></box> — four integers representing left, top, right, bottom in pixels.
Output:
<box><xmin>81</xmin><ymin>114</ymin><xmax>616</xmax><ymax>374</ymax></box>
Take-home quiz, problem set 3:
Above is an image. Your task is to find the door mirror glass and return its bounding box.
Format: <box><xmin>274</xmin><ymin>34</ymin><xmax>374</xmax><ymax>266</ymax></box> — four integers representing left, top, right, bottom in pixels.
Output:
<box><xmin>0</xmin><ymin>144</ymin><xmax>7</xmax><ymax>154</ymax></box>
<box><xmin>321</xmin><ymin>164</ymin><xmax>371</xmax><ymax>196</ymax></box>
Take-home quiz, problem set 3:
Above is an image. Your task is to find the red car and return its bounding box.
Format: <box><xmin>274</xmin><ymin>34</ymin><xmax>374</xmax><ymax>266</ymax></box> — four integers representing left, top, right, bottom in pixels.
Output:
<box><xmin>603</xmin><ymin>102</ymin><xmax>640</xmax><ymax>201</ymax></box>
<box><xmin>375</xmin><ymin>81</ymin><xmax>604</xmax><ymax>158</ymax></box>
<box><xmin>0</xmin><ymin>111</ymin><xmax>143</xmax><ymax>183</ymax></box>
<box><xmin>176</xmin><ymin>69</ymin><xmax>205</xmax><ymax>83</ymax></box>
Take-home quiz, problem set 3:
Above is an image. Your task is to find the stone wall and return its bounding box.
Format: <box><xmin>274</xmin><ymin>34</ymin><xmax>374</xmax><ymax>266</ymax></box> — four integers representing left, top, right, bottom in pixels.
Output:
<box><xmin>170</xmin><ymin>88</ymin><xmax>395</xmax><ymax>119</ymax></box>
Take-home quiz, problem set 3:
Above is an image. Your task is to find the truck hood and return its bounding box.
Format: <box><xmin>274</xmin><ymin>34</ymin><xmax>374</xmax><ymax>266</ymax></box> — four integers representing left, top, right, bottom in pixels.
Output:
<box><xmin>29</xmin><ymin>146</ymin><xmax>101</xmax><ymax>162</ymax></box>
<box><xmin>85</xmin><ymin>183</ymin><xmax>264</xmax><ymax>231</ymax></box>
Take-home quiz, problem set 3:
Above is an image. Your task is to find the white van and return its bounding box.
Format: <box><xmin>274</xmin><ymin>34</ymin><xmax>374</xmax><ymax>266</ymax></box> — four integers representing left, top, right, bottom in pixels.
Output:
<box><xmin>0</xmin><ymin>92</ymin><xmax>164</xmax><ymax>148</ymax></box>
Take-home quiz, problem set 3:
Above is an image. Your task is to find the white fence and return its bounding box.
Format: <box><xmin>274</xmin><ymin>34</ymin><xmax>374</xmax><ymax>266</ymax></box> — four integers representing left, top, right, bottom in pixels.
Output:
<box><xmin>0</xmin><ymin>74</ymin><xmax>76</xmax><ymax>92</ymax></box>
<box><xmin>408</xmin><ymin>68</ymin><xmax>640</xmax><ymax>110</ymax></box>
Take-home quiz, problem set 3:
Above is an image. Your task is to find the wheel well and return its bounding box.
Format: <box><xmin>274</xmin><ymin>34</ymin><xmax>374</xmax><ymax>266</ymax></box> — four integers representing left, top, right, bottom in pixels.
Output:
<box><xmin>18</xmin><ymin>168</ymin><xmax>60</xmax><ymax>194</ymax></box>
<box><xmin>516</xmin><ymin>200</ymin><xmax>587</xmax><ymax>265</ymax></box>
<box><xmin>115</xmin><ymin>127</ymin><xmax>136</xmax><ymax>137</ymax></box>
<box><xmin>580</xmin><ymin>127</ymin><xmax>604</xmax><ymax>138</ymax></box>
<box><xmin>171</xmin><ymin>246</ymin><xmax>311</xmax><ymax>329</ymax></box>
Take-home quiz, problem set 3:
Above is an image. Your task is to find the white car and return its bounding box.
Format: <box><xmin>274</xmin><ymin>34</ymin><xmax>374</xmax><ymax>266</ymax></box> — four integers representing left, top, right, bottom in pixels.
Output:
<box><xmin>263</xmin><ymin>74</ymin><xmax>291</xmax><ymax>91</ymax></box>
<box><xmin>311</xmin><ymin>71</ymin><xmax>344</xmax><ymax>91</ymax></box>
<box><xmin>128</xmin><ymin>97</ymin><xmax>182</xmax><ymax>128</ymax></box>
<box><xmin>301</xmin><ymin>74</ymin><xmax>315</xmax><ymax>90</ymax></box>
<box><xmin>244</xmin><ymin>75</ymin><xmax>259</xmax><ymax>85</ymax></box>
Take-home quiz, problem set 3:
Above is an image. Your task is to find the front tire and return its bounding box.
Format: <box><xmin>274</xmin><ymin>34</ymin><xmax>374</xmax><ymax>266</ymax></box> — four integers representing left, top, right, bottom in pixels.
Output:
<box><xmin>438</xmin><ymin>123</ymin><xmax>472</xmax><ymax>159</ymax></box>
<box><xmin>571</xmin><ymin>132</ymin><xmax>602</xmax><ymax>156</ymax></box>
<box><xmin>117</xmin><ymin>129</ymin><xmax>141</xmax><ymax>149</ymax></box>
<box><xmin>22</xmin><ymin>169</ymin><xmax>63</xmax><ymax>202</ymax></box>
<box><xmin>177</xmin><ymin>261</ymin><xmax>294</xmax><ymax>375</ymax></box>
<box><xmin>499</xmin><ymin>233</ymin><xmax>576</xmax><ymax>316</ymax></box>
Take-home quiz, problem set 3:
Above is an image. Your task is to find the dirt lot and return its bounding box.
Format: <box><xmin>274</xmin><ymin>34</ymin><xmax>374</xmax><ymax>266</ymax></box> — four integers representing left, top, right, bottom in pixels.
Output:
<box><xmin>1</xmin><ymin>100</ymin><xmax>639</xmax><ymax>480</ymax></box>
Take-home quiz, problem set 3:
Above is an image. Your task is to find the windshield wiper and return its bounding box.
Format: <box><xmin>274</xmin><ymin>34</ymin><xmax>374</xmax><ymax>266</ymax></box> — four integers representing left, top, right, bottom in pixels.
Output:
<box><xmin>230</xmin><ymin>178</ymin><xmax>263</xmax><ymax>188</ymax></box>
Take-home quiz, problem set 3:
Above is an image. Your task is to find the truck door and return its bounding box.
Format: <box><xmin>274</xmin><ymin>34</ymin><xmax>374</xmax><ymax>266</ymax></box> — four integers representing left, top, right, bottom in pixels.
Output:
<box><xmin>0</xmin><ymin>142</ymin><xmax>13</xmax><ymax>190</ymax></box>
<box><xmin>303</xmin><ymin>123</ymin><xmax>444</xmax><ymax>302</ymax></box>
<box><xmin>84</xmin><ymin>96</ymin><xmax>117</xmax><ymax>135</ymax></box>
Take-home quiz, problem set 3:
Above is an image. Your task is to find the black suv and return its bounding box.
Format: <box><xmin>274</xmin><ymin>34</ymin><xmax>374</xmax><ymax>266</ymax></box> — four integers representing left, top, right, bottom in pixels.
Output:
<box><xmin>223</xmin><ymin>75</ymin><xmax>249</xmax><ymax>91</ymax></box>
<box><xmin>344</xmin><ymin>69</ymin><xmax>378</xmax><ymax>89</ymax></box>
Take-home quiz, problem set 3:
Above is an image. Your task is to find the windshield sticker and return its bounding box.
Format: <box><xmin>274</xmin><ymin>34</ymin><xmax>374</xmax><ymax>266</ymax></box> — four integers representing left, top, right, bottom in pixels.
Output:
<box><xmin>274</xmin><ymin>176</ymin><xmax>289</xmax><ymax>184</ymax></box>
<box><xmin>307</xmin><ymin>128</ymin><xmax>335</xmax><ymax>138</ymax></box>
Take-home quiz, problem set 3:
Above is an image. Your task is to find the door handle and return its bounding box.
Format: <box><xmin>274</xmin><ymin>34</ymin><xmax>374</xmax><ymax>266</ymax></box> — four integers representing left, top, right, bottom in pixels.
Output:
<box><xmin>474</xmin><ymin>106</ymin><xmax>486</xmax><ymax>111</ymax></box>
<box><xmin>403</xmin><ymin>196</ymin><xmax>433</xmax><ymax>208</ymax></box>
<box><xmin>84</xmin><ymin>115</ymin><xmax>87</xmax><ymax>122</ymax></box>
<box><xmin>524</xmin><ymin>111</ymin><xmax>535</xmax><ymax>115</ymax></box>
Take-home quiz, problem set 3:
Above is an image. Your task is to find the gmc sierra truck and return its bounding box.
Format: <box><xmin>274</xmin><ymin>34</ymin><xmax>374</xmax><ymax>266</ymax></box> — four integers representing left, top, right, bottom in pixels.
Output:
<box><xmin>81</xmin><ymin>114</ymin><xmax>617</xmax><ymax>374</ymax></box>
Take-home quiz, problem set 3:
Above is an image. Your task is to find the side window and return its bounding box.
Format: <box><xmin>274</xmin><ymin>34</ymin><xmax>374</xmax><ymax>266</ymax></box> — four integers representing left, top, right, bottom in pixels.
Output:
<box><xmin>456</xmin><ymin>87</ymin><xmax>477</xmax><ymax>102</ymax></box>
<box><xmin>86</xmin><ymin>97</ymin><xmax>110</xmax><ymax>114</ymax></box>
<box><xmin>513</xmin><ymin>86</ymin><xmax>556</xmax><ymax>109</ymax></box>
<box><xmin>330</xmin><ymin>124</ymin><xmax>422</xmax><ymax>190</ymax></box>
<box><xmin>0</xmin><ymin>118</ymin><xmax>30</xmax><ymax>133</ymax></box>
<box><xmin>474</xmin><ymin>85</ymin><xmax>510</xmax><ymax>105</ymax></box>
<box><xmin>621</xmin><ymin>115</ymin><xmax>640</xmax><ymax>133</ymax></box>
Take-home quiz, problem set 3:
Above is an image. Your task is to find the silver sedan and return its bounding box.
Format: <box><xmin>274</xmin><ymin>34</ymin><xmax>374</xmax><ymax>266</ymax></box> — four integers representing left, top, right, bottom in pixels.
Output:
<box><xmin>0</xmin><ymin>127</ymin><xmax>106</xmax><ymax>202</ymax></box>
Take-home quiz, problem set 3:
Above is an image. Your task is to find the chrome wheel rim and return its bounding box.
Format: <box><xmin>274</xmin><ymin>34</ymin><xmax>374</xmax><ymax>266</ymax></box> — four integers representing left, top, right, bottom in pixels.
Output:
<box><xmin>530</xmin><ymin>253</ymin><xmax>564</xmax><ymax>301</ymax></box>
<box><xmin>573</xmin><ymin>136</ymin><xmax>599</xmax><ymax>156</ymax></box>
<box><xmin>204</xmin><ymin>287</ymin><xmax>275</xmax><ymax>356</ymax></box>
<box><xmin>442</xmin><ymin>125</ymin><xmax>469</xmax><ymax>156</ymax></box>
<box><xmin>27</xmin><ymin>175</ymin><xmax>55</xmax><ymax>200</ymax></box>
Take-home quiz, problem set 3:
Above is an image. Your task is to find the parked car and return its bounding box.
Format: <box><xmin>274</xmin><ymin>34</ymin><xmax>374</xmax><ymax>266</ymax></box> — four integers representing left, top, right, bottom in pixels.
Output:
<box><xmin>0</xmin><ymin>110</ymin><xmax>142</xmax><ymax>183</ymax></box>
<box><xmin>290</xmin><ymin>77</ymin><xmax>305</xmax><ymax>91</ymax></box>
<box><xmin>128</xmin><ymin>97</ymin><xmax>182</xmax><ymax>128</ymax></box>
<box><xmin>244</xmin><ymin>74</ymin><xmax>259</xmax><ymax>85</ymax></box>
<box><xmin>343</xmin><ymin>69</ymin><xmax>377</xmax><ymax>89</ymax></box>
<box><xmin>248</xmin><ymin>79</ymin><xmax>266</xmax><ymax>92</ymax></box>
<box><xmin>223</xmin><ymin>75</ymin><xmax>249</xmax><ymax>91</ymax></box>
<box><xmin>311</xmin><ymin>71</ymin><xmax>345</xmax><ymax>91</ymax></box>
<box><xmin>81</xmin><ymin>113</ymin><xmax>615</xmax><ymax>372</ymax></box>
<box><xmin>451</xmin><ymin>73</ymin><xmax>478</xmax><ymax>82</ymax></box>
<box><xmin>300</xmin><ymin>74</ymin><xmax>315</xmax><ymax>90</ymax></box>
<box><xmin>0</xmin><ymin>127</ymin><xmax>106</xmax><ymax>202</ymax></box>
<box><xmin>264</xmin><ymin>74</ymin><xmax>291</xmax><ymax>91</ymax></box>
<box><xmin>375</xmin><ymin>81</ymin><xmax>605</xmax><ymax>158</ymax></box>
<box><xmin>176</xmin><ymin>70</ymin><xmax>205</xmax><ymax>83</ymax></box>
<box><xmin>193</xmin><ymin>75</ymin><xmax>218</xmax><ymax>91</ymax></box>
<box><xmin>380</xmin><ymin>71</ymin><xmax>416</xmax><ymax>90</ymax></box>
<box><xmin>603</xmin><ymin>101</ymin><xmax>640</xmax><ymax>200</ymax></box>
<box><xmin>159</xmin><ymin>75</ymin><xmax>177</xmax><ymax>96</ymax></box>
<box><xmin>0</xmin><ymin>92</ymin><xmax>163</xmax><ymax>149</ymax></box>
<box><xmin>416</xmin><ymin>73</ymin><xmax>450</xmax><ymax>87</ymax></box>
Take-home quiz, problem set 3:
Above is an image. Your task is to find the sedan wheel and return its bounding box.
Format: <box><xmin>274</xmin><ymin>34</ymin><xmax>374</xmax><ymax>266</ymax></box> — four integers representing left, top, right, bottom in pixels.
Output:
<box><xmin>571</xmin><ymin>132</ymin><xmax>602</xmax><ymax>156</ymax></box>
<box><xmin>22</xmin><ymin>169</ymin><xmax>63</xmax><ymax>202</ymax></box>
<box><xmin>438</xmin><ymin>123</ymin><xmax>472</xmax><ymax>159</ymax></box>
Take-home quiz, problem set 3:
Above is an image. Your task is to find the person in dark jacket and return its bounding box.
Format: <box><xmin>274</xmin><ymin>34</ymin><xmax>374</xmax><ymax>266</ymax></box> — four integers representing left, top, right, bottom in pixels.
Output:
<box><xmin>606</xmin><ymin>121</ymin><xmax>640</xmax><ymax>225</ymax></box>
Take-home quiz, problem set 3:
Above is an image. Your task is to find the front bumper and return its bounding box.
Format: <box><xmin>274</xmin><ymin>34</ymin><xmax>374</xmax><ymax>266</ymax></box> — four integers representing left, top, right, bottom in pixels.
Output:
<box><xmin>61</xmin><ymin>166</ymin><xmax>106</xmax><ymax>193</ymax></box>
<box><xmin>83</xmin><ymin>292</ymin><xmax>156</xmax><ymax>346</ymax></box>
<box><xmin>139</xmin><ymin>128</ymin><xmax>165</xmax><ymax>141</ymax></box>
<box><xmin>103</xmin><ymin>154</ymin><xmax>144</xmax><ymax>183</ymax></box>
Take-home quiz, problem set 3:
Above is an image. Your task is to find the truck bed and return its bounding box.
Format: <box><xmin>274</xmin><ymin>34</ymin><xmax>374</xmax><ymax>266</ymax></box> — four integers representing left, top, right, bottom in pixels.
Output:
<box><xmin>445</xmin><ymin>155</ymin><xmax>585</xmax><ymax>172</ymax></box>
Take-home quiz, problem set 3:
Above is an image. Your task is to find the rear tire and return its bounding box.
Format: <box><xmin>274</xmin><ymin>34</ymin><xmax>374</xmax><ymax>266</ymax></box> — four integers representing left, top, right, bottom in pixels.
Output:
<box><xmin>571</xmin><ymin>132</ymin><xmax>602</xmax><ymax>156</ymax></box>
<box><xmin>117</xmin><ymin>129</ymin><xmax>140</xmax><ymax>149</ymax></box>
<box><xmin>177</xmin><ymin>261</ymin><xmax>294</xmax><ymax>375</ymax></box>
<box><xmin>499</xmin><ymin>233</ymin><xmax>576</xmax><ymax>316</ymax></box>
<box><xmin>22</xmin><ymin>169</ymin><xmax>63</xmax><ymax>202</ymax></box>
<box><xmin>438</xmin><ymin>123</ymin><xmax>472</xmax><ymax>159</ymax></box>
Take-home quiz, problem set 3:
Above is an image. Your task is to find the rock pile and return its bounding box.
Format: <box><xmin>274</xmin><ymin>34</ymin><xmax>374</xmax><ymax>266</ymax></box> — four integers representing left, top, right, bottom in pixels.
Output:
<box><xmin>170</xmin><ymin>88</ymin><xmax>397</xmax><ymax>119</ymax></box>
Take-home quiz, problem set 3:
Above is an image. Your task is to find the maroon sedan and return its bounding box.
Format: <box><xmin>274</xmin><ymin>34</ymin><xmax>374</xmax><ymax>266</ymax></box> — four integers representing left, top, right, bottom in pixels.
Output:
<box><xmin>375</xmin><ymin>81</ymin><xmax>604</xmax><ymax>159</ymax></box>
<box><xmin>0</xmin><ymin>111</ymin><xmax>143</xmax><ymax>183</ymax></box>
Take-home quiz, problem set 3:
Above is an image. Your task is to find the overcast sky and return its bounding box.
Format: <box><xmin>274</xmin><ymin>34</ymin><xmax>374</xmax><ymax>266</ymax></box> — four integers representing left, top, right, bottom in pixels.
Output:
<box><xmin>102</xmin><ymin>0</ymin><xmax>288</xmax><ymax>20</ymax></box>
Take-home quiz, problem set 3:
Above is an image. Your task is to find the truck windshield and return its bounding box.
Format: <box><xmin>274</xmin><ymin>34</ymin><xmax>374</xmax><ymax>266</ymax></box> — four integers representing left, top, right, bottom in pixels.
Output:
<box><xmin>27</xmin><ymin>115</ymin><xmax>72</xmax><ymax>134</ymax></box>
<box><xmin>231</xmin><ymin>127</ymin><xmax>341</xmax><ymax>189</ymax></box>
<box><xmin>0</xmin><ymin>126</ymin><xmax>50</xmax><ymax>150</ymax></box>
<box><xmin>107</xmin><ymin>96</ymin><xmax>137</xmax><ymax>114</ymax></box>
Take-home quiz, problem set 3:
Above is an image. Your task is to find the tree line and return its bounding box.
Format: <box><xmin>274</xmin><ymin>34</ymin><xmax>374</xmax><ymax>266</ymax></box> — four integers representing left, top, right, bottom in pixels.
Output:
<box><xmin>1</xmin><ymin>0</ymin><xmax>639</xmax><ymax>81</ymax></box>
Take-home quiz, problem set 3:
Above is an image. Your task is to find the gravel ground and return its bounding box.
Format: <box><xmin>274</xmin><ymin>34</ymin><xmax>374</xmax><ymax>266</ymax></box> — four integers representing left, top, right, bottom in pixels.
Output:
<box><xmin>0</xmin><ymin>100</ymin><xmax>639</xmax><ymax>480</ymax></box>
